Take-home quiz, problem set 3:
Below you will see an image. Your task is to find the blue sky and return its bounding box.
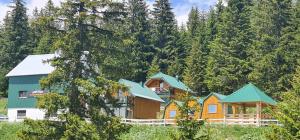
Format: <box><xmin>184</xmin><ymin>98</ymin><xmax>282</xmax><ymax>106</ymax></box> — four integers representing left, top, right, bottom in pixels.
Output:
<box><xmin>0</xmin><ymin>0</ymin><xmax>218</xmax><ymax>24</ymax></box>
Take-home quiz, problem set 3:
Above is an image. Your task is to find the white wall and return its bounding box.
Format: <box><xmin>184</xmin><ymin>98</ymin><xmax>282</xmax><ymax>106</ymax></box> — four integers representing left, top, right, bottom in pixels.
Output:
<box><xmin>8</xmin><ymin>108</ymin><xmax>46</xmax><ymax>122</ymax></box>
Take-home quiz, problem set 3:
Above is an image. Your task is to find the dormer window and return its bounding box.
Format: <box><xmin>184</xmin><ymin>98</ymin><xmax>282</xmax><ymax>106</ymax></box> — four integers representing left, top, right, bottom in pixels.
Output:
<box><xmin>18</xmin><ymin>91</ymin><xmax>27</xmax><ymax>98</ymax></box>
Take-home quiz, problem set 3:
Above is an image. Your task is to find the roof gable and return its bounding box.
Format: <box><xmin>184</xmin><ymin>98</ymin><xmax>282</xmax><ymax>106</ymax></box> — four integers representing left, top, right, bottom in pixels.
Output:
<box><xmin>200</xmin><ymin>93</ymin><xmax>227</xmax><ymax>105</ymax></box>
<box><xmin>119</xmin><ymin>79</ymin><xmax>164</xmax><ymax>102</ymax></box>
<box><xmin>6</xmin><ymin>54</ymin><xmax>56</xmax><ymax>77</ymax></box>
<box><xmin>146</xmin><ymin>72</ymin><xmax>192</xmax><ymax>92</ymax></box>
<box><xmin>221</xmin><ymin>83</ymin><xmax>277</xmax><ymax>105</ymax></box>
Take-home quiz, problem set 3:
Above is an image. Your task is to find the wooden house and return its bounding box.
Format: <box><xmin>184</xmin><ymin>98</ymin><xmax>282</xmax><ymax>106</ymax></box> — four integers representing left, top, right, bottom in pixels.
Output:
<box><xmin>144</xmin><ymin>72</ymin><xmax>192</xmax><ymax>103</ymax></box>
<box><xmin>200</xmin><ymin>93</ymin><xmax>228</xmax><ymax>120</ymax></box>
<box><xmin>163</xmin><ymin>99</ymin><xmax>201</xmax><ymax>119</ymax></box>
<box><xmin>118</xmin><ymin>79</ymin><xmax>164</xmax><ymax>119</ymax></box>
<box><xmin>221</xmin><ymin>83</ymin><xmax>277</xmax><ymax>122</ymax></box>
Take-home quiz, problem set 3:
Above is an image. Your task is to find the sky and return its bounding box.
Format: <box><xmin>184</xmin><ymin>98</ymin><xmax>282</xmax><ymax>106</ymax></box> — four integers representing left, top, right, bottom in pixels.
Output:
<box><xmin>0</xmin><ymin>0</ymin><xmax>218</xmax><ymax>25</ymax></box>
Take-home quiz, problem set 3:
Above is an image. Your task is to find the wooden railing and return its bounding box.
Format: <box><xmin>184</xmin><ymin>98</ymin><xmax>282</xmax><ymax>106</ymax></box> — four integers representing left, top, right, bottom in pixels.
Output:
<box><xmin>121</xmin><ymin>118</ymin><xmax>280</xmax><ymax>126</ymax></box>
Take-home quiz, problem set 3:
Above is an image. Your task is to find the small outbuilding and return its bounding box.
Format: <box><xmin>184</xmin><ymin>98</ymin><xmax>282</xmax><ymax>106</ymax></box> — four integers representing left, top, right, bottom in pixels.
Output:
<box><xmin>163</xmin><ymin>99</ymin><xmax>201</xmax><ymax>119</ymax></box>
<box><xmin>200</xmin><ymin>93</ymin><xmax>228</xmax><ymax>120</ymax></box>
<box><xmin>221</xmin><ymin>83</ymin><xmax>276</xmax><ymax>122</ymax></box>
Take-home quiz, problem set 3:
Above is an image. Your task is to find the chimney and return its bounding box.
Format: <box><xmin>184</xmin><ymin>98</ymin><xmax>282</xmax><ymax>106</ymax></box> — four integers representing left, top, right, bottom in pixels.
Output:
<box><xmin>175</xmin><ymin>75</ymin><xmax>179</xmax><ymax>81</ymax></box>
<box><xmin>139</xmin><ymin>81</ymin><xmax>143</xmax><ymax>87</ymax></box>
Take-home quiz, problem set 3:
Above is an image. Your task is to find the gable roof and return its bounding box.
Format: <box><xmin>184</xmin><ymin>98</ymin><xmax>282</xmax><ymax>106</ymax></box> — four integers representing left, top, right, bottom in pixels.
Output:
<box><xmin>146</xmin><ymin>72</ymin><xmax>192</xmax><ymax>92</ymax></box>
<box><xmin>199</xmin><ymin>93</ymin><xmax>227</xmax><ymax>105</ymax></box>
<box><xmin>6</xmin><ymin>54</ymin><xmax>56</xmax><ymax>77</ymax></box>
<box><xmin>119</xmin><ymin>79</ymin><xmax>164</xmax><ymax>102</ymax></box>
<box><xmin>221</xmin><ymin>83</ymin><xmax>277</xmax><ymax>105</ymax></box>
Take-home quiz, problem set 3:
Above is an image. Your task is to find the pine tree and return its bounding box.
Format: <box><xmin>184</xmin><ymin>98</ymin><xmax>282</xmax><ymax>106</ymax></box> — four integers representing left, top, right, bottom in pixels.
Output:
<box><xmin>0</xmin><ymin>0</ymin><xmax>30</xmax><ymax>97</ymax></box>
<box><xmin>187</xmin><ymin>7</ymin><xmax>200</xmax><ymax>38</ymax></box>
<box><xmin>184</xmin><ymin>13</ymin><xmax>209</xmax><ymax>96</ymax></box>
<box><xmin>32</xmin><ymin>0</ymin><xmax>59</xmax><ymax>54</ymax></box>
<box><xmin>151</xmin><ymin>0</ymin><xmax>177</xmax><ymax>72</ymax></box>
<box><xmin>268</xmin><ymin>66</ymin><xmax>300</xmax><ymax>139</ymax></box>
<box><xmin>249</xmin><ymin>0</ymin><xmax>295</xmax><ymax>97</ymax></box>
<box><xmin>127</xmin><ymin>0</ymin><xmax>153</xmax><ymax>82</ymax></box>
<box><xmin>205</xmin><ymin>0</ymin><xmax>254</xmax><ymax>94</ymax></box>
<box><xmin>206</xmin><ymin>0</ymin><xmax>224</xmax><ymax>43</ymax></box>
<box><xmin>19</xmin><ymin>0</ymin><xmax>130</xmax><ymax>139</ymax></box>
<box><xmin>147</xmin><ymin>56</ymin><xmax>160</xmax><ymax>78</ymax></box>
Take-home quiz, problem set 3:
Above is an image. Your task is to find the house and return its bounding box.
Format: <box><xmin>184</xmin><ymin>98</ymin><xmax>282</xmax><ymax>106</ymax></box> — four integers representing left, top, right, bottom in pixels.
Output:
<box><xmin>144</xmin><ymin>72</ymin><xmax>192</xmax><ymax>103</ymax></box>
<box><xmin>200</xmin><ymin>93</ymin><xmax>228</xmax><ymax>120</ymax></box>
<box><xmin>118</xmin><ymin>79</ymin><xmax>164</xmax><ymax>119</ymax></box>
<box><xmin>163</xmin><ymin>98</ymin><xmax>201</xmax><ymax>119</ymax></box>
<box><xmin>221</xmin><ymin>83</ymin><xmax>277</xmax><ymax>121</ymax></box>
<box><xmin>6</xmin><ymin>54</ymin><xmax>56</xmax><ymax>122</ymax></box>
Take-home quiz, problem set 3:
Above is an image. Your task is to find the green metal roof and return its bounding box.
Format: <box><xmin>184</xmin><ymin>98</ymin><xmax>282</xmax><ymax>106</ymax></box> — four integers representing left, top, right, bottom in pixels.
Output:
<box><xmin>174</xmin><ymin>100</ymin><xmax>184</xmax><ymax>107</ymax></box>
<box><xmin>119</xmin><ymin>79</ymin><xmax>164</xmax><ymax>102</ymax></box>
<box><xmin>146</xmin><ymin>72</ymin><xmax>192</xmax><ymax>92</ymax></box>
<box><xmin>199</xmin><ymin>93</ymin><xmax>227</xmax><ymax>105</ymax></box>
<box><xmin>221</xmin><ymin>83</ymin><xmax>277</xmax><ymax>105</ymax></box>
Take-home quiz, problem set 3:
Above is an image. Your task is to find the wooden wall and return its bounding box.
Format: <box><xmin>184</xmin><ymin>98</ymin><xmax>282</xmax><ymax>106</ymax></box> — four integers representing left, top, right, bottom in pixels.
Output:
<box><xmin>146</xmin><ymin>79</ymin><xmax>170</xmax><ymax>89</ymax></box>
<box><xmin>201</xmin><ymin>95</ymin><xmax>224</xmax><ymax>119</ymax></box>
<box><xmin>164</xmin><ymin>100</ymin><xmax>201</xmax><ymax>119</ymax></box>
<box><xmin>133</xmin><ymin>97</ymin><xmax>161</xmax><ymax>119</ymax></box>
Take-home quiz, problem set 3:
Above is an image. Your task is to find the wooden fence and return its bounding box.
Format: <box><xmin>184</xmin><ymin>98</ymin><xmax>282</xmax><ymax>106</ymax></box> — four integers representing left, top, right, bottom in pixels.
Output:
<box><xmin>121</xmin><ymin>118</ymin><xmax>280</xmax><ymax>126</ymax></box>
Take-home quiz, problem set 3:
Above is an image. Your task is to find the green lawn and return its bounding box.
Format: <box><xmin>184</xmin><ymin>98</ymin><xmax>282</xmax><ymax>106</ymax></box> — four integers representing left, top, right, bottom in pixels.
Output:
<box><xmin>0</xmin><ymin>122</ymin><xmax>271</xmax><ymax>140</ymax></box>
<box><xmin>120</xmin><ymin>125</ymin><xmax>270</xmax><ymax>140</ymax></box>
<box><xmin>0</xmin><ymin>98</ymin><xmax>7</xmax><ymax>115</ymax></box>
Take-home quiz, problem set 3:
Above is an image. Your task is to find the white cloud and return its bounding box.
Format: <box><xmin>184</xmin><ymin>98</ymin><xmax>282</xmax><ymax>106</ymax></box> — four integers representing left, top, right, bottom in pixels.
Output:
<box><xmin>0</xmin><ymin>2</ymin><xmax>10</xmax><ymax>24</ymax></box>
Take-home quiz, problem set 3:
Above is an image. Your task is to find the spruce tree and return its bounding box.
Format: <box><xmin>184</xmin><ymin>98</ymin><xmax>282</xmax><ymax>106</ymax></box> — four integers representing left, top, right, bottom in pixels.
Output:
<box><xmin>151</xmin><ymin>0</ymin><xmax>177</xmax><ymax>72</ymax></box>
<box><xmin>187</xmin><ymin>7</ymin><xmax>200</xmax><ymax>38</ymax></box>
<box><xmin>127</xmin><ymin>0</ymin><xmax>152</xmax><ymax>82</ymax></box>
<box><xmin>184</xmin><ymin>14</ymin><xmax>209</xmax><ymax>96</ymax></box>
<box><xmin>20</xmin><ymin>0</ymin><xmax>130</xmax><ymax>139</ymax></box>
<box><xmin>249</xmin><ymin>0</ymin><xmax>295</xmax><ymax>97</ymax></box>
<box><xmin>0</xmin><ymin>0</ymin><xmax>30</xmax><ymax>97</ymax></box>
<box><xmin>32</xmin><ymin>0</ymin><xmax>59</xmax><ymax>54</ymax></box>
<box><xmin>205</xmin><ymin>0</ymin><xmax>254</xmax><ymax>94</ymax></box>
<box><xmin>147</xmin><ymin>56</ymin><xmax>160</xmax><ymax>78</ymax></box>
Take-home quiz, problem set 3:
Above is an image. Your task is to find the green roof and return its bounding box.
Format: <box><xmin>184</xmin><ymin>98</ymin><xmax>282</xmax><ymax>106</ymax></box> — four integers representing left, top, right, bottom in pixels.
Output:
<box><xmin>199</xmin><ymin>93</ymin><xmax>227</xmax><ymax>105</ymax></box>
<box><xmin>174</xmin><ymin>100</ymin><xmax>184</xmax><ymax>107</ymax></box>
<box><xmin>221</xmin><ymin>83</ymin><xmax>276</xmax><ymax>105</ymax></box>
<box><xmin>119</xmin><ymin>79</ymin><xmax>164</xmax><ymax>102</ymax></box>
<box><xmin>146</xmin><ymin>72</ymin><xmax>192</xmax><ymax>92</ymax></box>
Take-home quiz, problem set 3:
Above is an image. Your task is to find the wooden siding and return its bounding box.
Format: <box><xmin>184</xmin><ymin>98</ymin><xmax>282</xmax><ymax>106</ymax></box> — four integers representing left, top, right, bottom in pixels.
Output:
<box><xmin>133</xmin><ymin>97</ymin><xmax>160</xmax><ymax>119</ymax></box>
<box><xmin>201</xmin><ymin>95</ymin><xmax>225</xmax><ymax>119</ymax></box>
<box><xmin>146</xmin><ymin>79</ymin><xmax>170</xmax><ymax>89</ymax></box>
<box><xmin>172</xmin><ymin>89</ymin><xmax>186</xmax><ymax>100</ymax></box>
<box><xmin>164</xmin><ymin>100</ymin><xmax>201</xmax><ymax>119</ymax></box>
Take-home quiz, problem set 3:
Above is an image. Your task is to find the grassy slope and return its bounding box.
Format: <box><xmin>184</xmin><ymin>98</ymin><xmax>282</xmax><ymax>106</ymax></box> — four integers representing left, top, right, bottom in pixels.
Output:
<box><xmin>120</xmin><ymin>125</ymin><xmax>271</xmax><ymax>140</ymax></box>
<box><xmin>0</xmin><ymin>98</ymin><xmax>7</xmax><ymax>115</ymax></box>
<box><xmin>0</xmin><ymin>123</ymin><xmax>270</xmax><ymax>140</ymax></box>
<box><xmin>0</xmin><ymin>123</ymin><xmax>25</xmax><ymax>140</ymax></box>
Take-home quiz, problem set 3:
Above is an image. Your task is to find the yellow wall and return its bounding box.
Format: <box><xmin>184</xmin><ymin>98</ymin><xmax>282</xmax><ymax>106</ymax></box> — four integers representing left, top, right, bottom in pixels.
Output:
<box><xmin>164</xmin><ymin>100</ymin><xmax>201</xmax><ymax>119</ymax></box>
<box><xmin>133</xmin><ymin>97</ymin><xmax>161</xmax><ymax>119</ymax></box>
<box><xmin>201</xmin><ymin>95</ymin><xmax>224</xmax><ymax>119</ymax></box>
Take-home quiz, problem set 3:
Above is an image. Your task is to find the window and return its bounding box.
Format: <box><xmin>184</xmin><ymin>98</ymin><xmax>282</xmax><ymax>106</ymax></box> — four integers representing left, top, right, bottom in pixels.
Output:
<box><xmin>18</xmin><ymin>91</ymin><xmax>27</xmax><ymax>98</ymax></box>
<box><xmin>17</xmin><ymin>110</ymin><xmax>26</xmax><ymax>119</ymax></box>
<box><xmin>208</xmin><ymin>104</ymin><xmax>217</xmax><ymax>113</ymax></box>
<box><xmin>170</xmin><ymin>110</ymin><xmax>176</xmax><ymax>118</ymax></box>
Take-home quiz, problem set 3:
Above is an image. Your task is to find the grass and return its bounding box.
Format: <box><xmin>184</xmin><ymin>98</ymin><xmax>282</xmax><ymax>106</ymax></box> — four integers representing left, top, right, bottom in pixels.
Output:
<box><xmin>119</xmin><ymin>125</ymin><xmax>271</xmax><ymax>140</ymax></box>
<box><xmin>0</xmin><ymin>123</ymin><xmax>25</xmax><ymax>140</ymax></box>
<box><xmin>0</xmin><ymin>122</ymin><xmax>271</xmax><ymax>140</ymax></box>
<box><xmin>0</xmin><ymin>98</ymin><xmax>7</xmax><ymax>115</ymax></box>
